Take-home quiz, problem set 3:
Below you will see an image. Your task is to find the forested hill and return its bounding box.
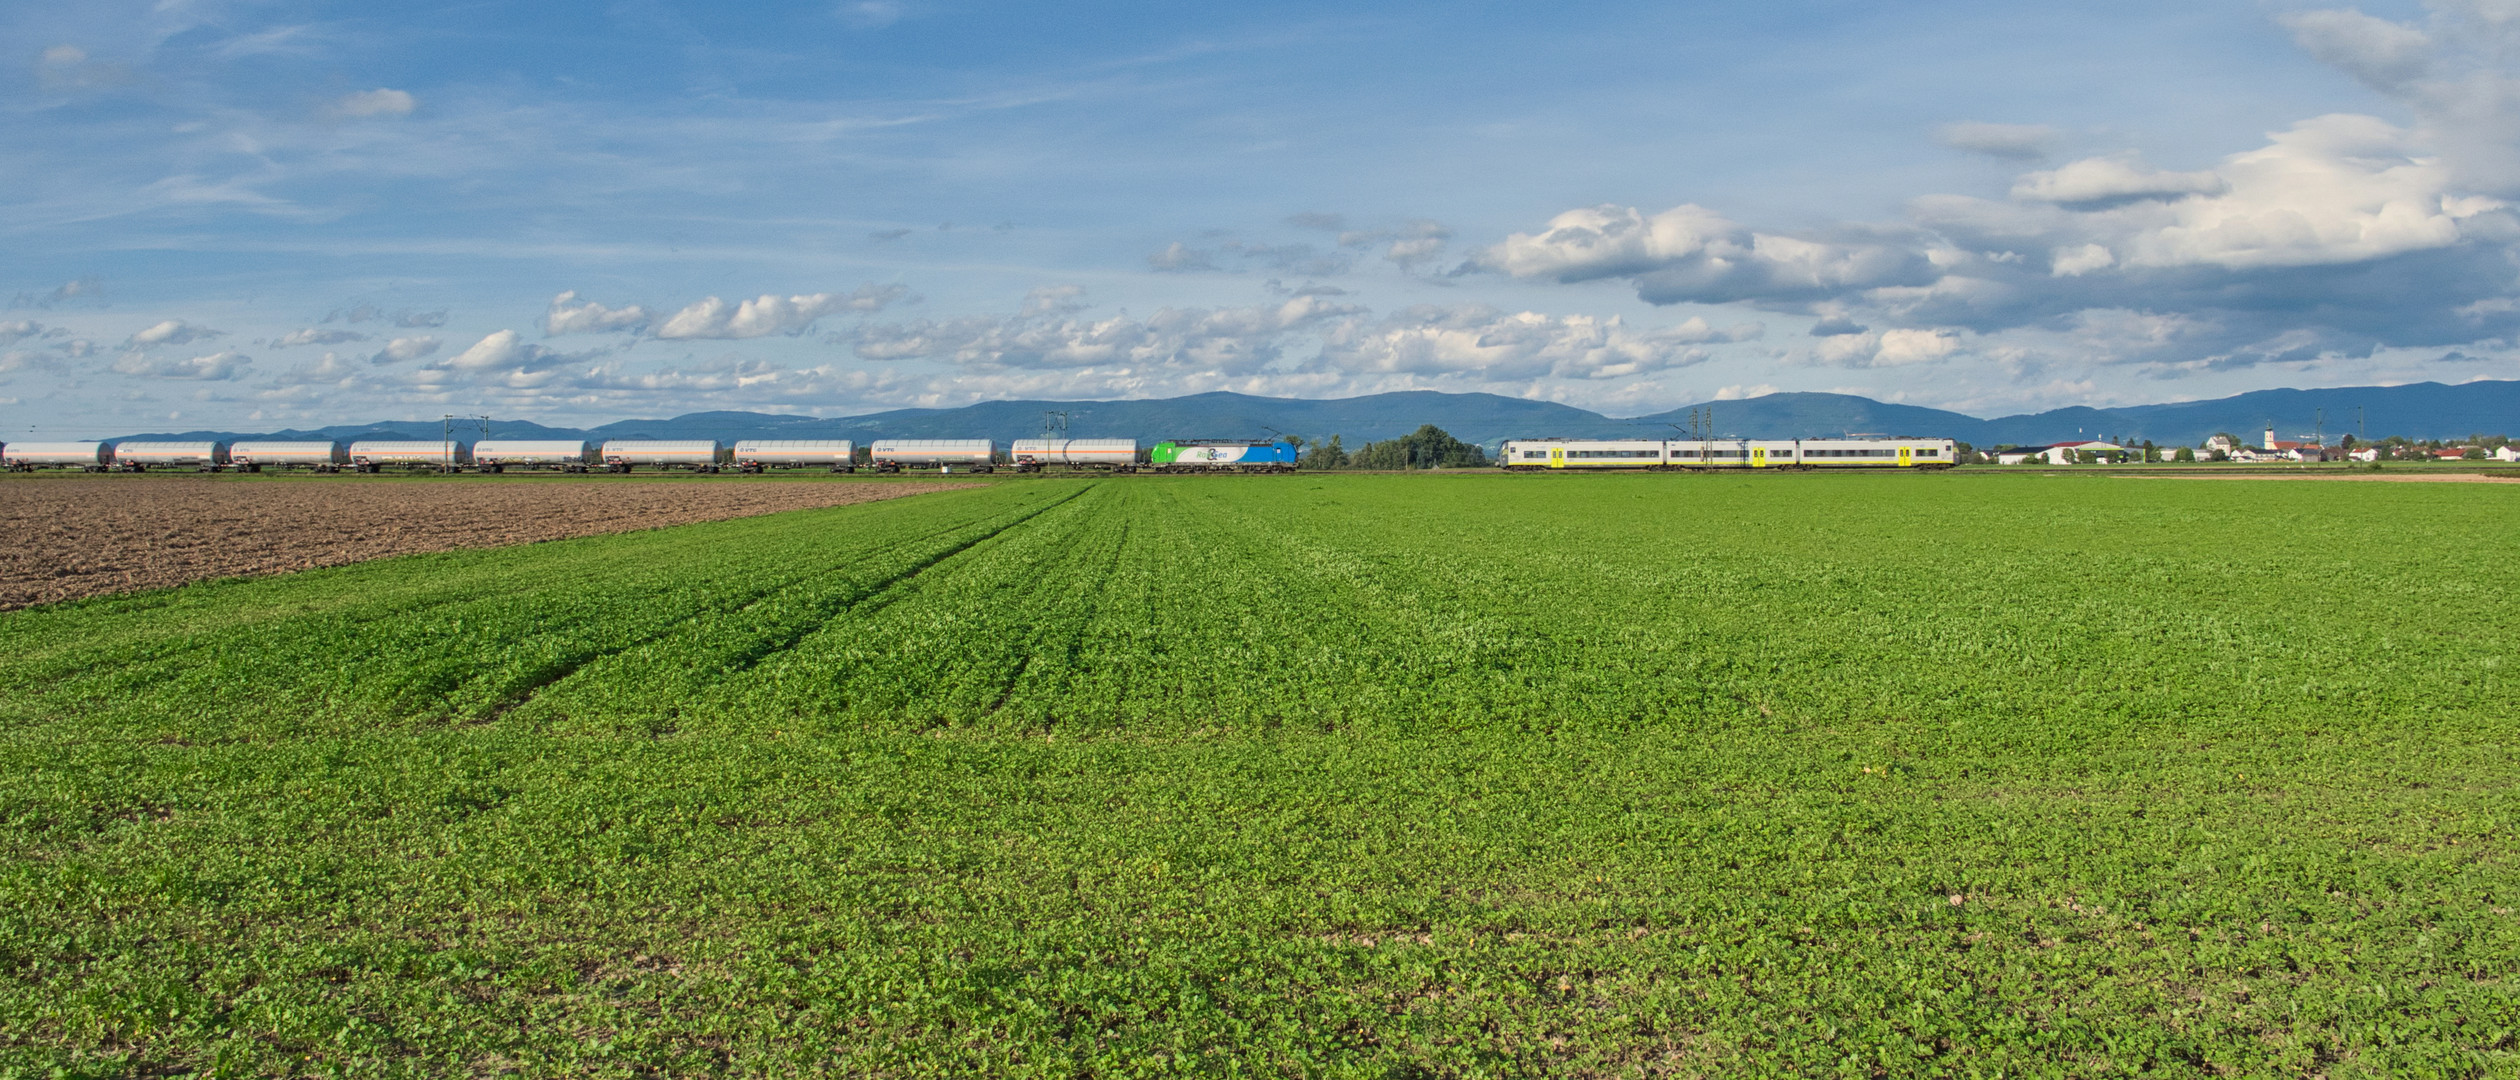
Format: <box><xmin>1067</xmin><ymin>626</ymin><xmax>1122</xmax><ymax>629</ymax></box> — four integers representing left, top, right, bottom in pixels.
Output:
<box><xmin>107</xmin><ymin>380</ymin><xmax>2520</xmax><ymax>448</ymax></box>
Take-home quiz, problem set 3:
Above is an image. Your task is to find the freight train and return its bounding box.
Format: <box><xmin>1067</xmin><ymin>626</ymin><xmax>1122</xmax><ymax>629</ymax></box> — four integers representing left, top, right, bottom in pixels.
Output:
<box><xmin>1</xmin><ymin>434</ymin><xmax>1963</xmax><ymax>474</ymax></box>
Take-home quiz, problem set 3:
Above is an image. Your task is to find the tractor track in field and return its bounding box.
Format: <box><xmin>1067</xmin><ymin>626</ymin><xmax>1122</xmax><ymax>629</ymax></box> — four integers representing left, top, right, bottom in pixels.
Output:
<box><xmin>486</xmin><ymin>484</ymin><xmax>1099</xmax><ymax>718</ymax></box>
<box><xmin>0</xmin><ymin>476</ymin><xmax>975</xmax><ymax>611</ymax></box>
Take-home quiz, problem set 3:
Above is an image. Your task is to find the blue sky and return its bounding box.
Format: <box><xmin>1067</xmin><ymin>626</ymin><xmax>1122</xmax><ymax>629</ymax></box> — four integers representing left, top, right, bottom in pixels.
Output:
<box><xmin>4</xmin><ymin>0</ymin><xmax>2514</xmax><ymax>435</ymax></box>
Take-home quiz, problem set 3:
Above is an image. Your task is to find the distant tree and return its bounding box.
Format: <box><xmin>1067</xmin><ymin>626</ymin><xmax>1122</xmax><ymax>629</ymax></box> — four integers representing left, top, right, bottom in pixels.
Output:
<box><xmin>1300</xmin><ymin>435</ymin><xmax>1349</xmax><ymax>470</ymax></box>
<box><xmin>1953</xmin><ymin>440</ymin><xmax>1981</xmax><ymax>464</ymax></box>
<box><xmin>1349</xmin><ymin>425</ymin><xmax>1487</xmax><ymax>470</ymax></box>
<box><xmin>2173</xmin><ymin>447</ymin><xmax>2196</xmax><ymax>463</ymax></box>
<box><xmin>2464</xmin><ymin>446</ymin><xmax>2489</xmax><ymax>460</ymax></box>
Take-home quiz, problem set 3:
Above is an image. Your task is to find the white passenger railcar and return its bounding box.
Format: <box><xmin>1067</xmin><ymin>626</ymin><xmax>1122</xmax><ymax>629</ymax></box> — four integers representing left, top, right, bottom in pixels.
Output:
<box><xmin>1010</xmin><ymin>438</ymin><xmax>1136</xmax><ymax>471</ymax></box>
<box><xmin>869</xmin><ymin>439</ymin><xmax>996</xmax><ymax>472</ymax></box>
<box><xmin>601</xmin><ymin>440</ymin><xmax>725</xmax><ymax>472</ymax></box>
<box><xmin>347</xmin><ymin>440</ymin><xmax>470</xmax><ymax>472</ymax></box>
<box><xmin>3</xmin><ymin>441</ymin><xmax>112</xmax><ymax>471</ymax></box>
<box><xmin>229</xmin><ymin>441</ymin><xmax>346</xmax><ymax>471</ymax></box>
<box><xmin>732</xmin><ymin>440</ymin><xmax>856</xmax><ymax>472</ymax></box>
<box><xmin>473</xmin><ymin>440</ymin><xmax>594</xmax><ymax>472</ymax></box>
<box><xmin>1499</xmin><ymin>437</ymin><xmax>1956</xmax><ymax>470</ymax></box>
<box><xmin>112</xmin><ymin>441</ymin><xmax>228</xmax><ymax>471</ymax></box>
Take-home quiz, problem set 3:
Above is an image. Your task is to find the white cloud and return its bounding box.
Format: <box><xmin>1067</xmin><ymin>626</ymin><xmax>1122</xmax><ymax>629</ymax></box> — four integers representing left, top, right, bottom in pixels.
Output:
<box><xmin>272</xmin><ymin>328</ymin><xmax>368</xmax><ymax>348</ymax></box>
<box><xmin>0</xmin><ymin>321</ymin><xmax>50</xmax><ymax>346</ymax></box>
<box><xmin>126</xmin><ymin>320</ymin><xmax>222</xmax><ymax>348</ymax></box>
<box><xmin>1147</xmin><ymin>242</ymin><xmax>1216</xmax><ymax>272</ymax></box>
<box><xmin>1321</xmin><ymin>308</ymin><xmax>1741</xmax><ymax>380</ymax></box>
<box><xmin>332</xmin><ymin>88</ymin><xmax>416</xmax><ymax>118</ymax></box>
<box><xmin>37</xmin><ymin>44</ymin><xmax>128</xmax><ymax>91</ymax></box>
<box><xmin>853</xmin><ymin>293</ymin><xmax>1360</xmax><ymax>373</ymax></box>
<box><xmin>371</xmin><ymin>336</ymin><xmax>440</xmax><ymax>364</ymax></box>
<box><xmin>1937</xmin><ymin>122</ymin><xmax>2060</xmax><ymax>160</ymax></box>
<box><xmin>441</xmin><ymin>330</ymin><xmax>540</xmax><ymax>371</ymax></box>
<box><xmin>655</xmin><ymin>285</ymin><xmax>906</xmax><ymax>339</ymax></box>
<box><xmin>1479</xmin><ymin>204</ymin><xmax>1930</xmax><ymax>303</ymax></box>
<box><xmin>2049</xmin><ymin>243</ymin><xmax>2116</xmax><ymax>277</ymax></box>
<box><xmin>544</xmin><ymin>291</ymin><xmax>651</xmax><ymax>335</ymax></box>
<box><xmin>2011</xmin><ymin>154</ymin><xmax>2227</xmax><ymax>207</ymax></box>
<box><xmin>113</xmin><ymin>350</ymin><xmax>252</xmax><ymax>380</ymax></box>
<box><xmin>842</xmin><ymin>1</ymin><xmax>905</xmax><ymax>28</ymax></box>
<box><xmin>2119</xmin><ymin>114</ymin><xmax>2492</xmax><ymax>269</ymax></box>
<box><xmin>2282</xmin><ymin>9</ymin><xmax>2431</xmax><ymax>90</ymax></box>
<box><xmin>1812</xmin><ymin>328</ymin><xmax>1961</xmax><ymax>368</ymax></box>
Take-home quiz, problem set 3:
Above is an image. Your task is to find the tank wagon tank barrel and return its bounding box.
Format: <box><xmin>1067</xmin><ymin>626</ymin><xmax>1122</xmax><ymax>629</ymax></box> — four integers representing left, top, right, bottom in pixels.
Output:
<box><xmin>472</xmin><ymin>440</ymin><xmax>595</xmax><ymax>473</ymax></box>
<box><xmin>228</xmin><ymin>441</ymin><xmax>346</xmax><ymax>472</ymax></box>
<box><xmin>732</xmin><ymin>440</ymin><xmax>857</xmax><ymax>473</ymax></box>
<box><xmin>869</xmin><ymin>439</ymin><xmax>996</xmax><ymax>473</ymax></box>
<box><xmin>1010</xmin><ymin>438</ymin><xmax>1137</xmax><ymax>472</ymax></box>
<box><xmin>600</xmin><ymin>440</ymin><xmax>725</xmax><ymax>473</ymax></box>
<box><xmin>345</xmin><ymin>440</ymin><xmax>471</xmax><ymax>473</ymax></box>
<box><xmin>110</xmin><ymin>441</ymin><xmax>229</xmax><ymax>472</ymax></box>
<box><xmin>3</xmin><ymin>441</ymin><xmax>114</xmax><ymax>471</ymax></box>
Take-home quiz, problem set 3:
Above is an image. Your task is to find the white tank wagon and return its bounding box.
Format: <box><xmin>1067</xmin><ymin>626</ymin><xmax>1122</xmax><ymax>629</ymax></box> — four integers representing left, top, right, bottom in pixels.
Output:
<box><xmin>1498</xmin><ymin>437</ymin><xmax>1957</xmax><ymax>471</ymax></box>
<box><xmin>346</xmin><ymin>440</ymin><xmax>470</xmax><ymax>473</ymax></box>
<box><xmin>732</xmin><ymin>440</ymin><xmax>856</xmax><ymax>473</ymax></box>
<box><xmin>869</xmin><ymin>439</ymin><xmax>996</xmax><ymax>473</ymax></box>
<box><xmin>1011</xmin><ymin>438</ymin><xmax>1137</xmax><ymax>472</ymax></box>
<box><xmin>3</xmin><ymin>441</ymin><xmax>112</xmax><ymax>471</ymax></box>
<box><xmin>111</xmin><ymin>441</ymin><xmax>228</xmax><ymax>472</ymax></box>
<box><xmin>601</xmin><ymin>440</ymin><xmax>725</xmax><ymax>473</ymax></box>
<box><xmin>228</xmin><ymin>441</ymin><xmax>346</xmax><ymax>472</ymax></box>
<box><xmin>472</xmin><ymin>440</ymin><xmax>594</xmax><ymax>472</ymax></box>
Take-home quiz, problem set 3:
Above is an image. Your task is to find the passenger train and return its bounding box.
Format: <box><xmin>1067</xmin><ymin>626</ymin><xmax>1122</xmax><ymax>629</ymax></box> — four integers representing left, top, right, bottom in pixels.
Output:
<box><xmin>1497</xmin><ymin>437</ymin><xmax>1956</xmax><ymax>470</ymax></box>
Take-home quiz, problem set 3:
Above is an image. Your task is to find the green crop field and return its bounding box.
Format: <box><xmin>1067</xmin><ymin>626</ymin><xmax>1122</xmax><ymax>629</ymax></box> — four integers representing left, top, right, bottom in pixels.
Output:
<box><xmin>2</xmin><ymin>473</ymin><xmax>2515</xmax><ymax>1077</ymax></box>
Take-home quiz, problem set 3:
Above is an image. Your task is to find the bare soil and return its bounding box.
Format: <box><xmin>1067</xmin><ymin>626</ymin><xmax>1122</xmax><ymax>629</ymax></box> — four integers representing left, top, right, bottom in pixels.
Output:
<box><xmin>0</xmin><ymin>476</ymin><xmax>972</xmax><ymax>611</ymax></box>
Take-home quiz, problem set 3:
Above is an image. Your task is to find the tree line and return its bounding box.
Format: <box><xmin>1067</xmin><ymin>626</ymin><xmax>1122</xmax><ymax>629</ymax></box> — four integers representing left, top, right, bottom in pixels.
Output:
<box><xmin>1290</xmin><ymin>426</ymin><xmax>1489</xmax><ymax>470</ymax></box>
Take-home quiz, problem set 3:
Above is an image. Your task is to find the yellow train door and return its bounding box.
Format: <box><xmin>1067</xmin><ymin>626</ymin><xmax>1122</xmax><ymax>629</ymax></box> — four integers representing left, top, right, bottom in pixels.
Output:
<box><xmin>1548</xmin><ymin>446</ymin><xmax>1565</xmax><ymax>469</ymax></box>
<box><xmin>1897</xmin><ymin>446</ymin><xmax>1913</xmax><ymax>466</ymax></box>
<box><xmin>1750</xmin><ymin>446</ymin><xmax>1767</xmax><ymax>468</ymax></box>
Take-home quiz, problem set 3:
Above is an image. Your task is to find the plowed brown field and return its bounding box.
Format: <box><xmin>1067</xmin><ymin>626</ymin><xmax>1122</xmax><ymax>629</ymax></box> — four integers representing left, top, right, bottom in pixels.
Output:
<box><xmin>0</xmin><ymin>476</ymin><xmax>971</xmax><ymax>610</ymax></box>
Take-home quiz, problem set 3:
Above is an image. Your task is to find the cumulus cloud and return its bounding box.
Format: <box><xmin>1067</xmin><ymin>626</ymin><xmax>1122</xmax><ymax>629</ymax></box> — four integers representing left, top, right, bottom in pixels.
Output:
<box><xmin>272</xmin><ymin>328</ymin><xmax>368</xmax><ymax>348</ymax></box>
<box><xmin>655</xmin><ymin>285</ymin><xmax>906</xmax><ymax>339</ymax></box>
<box><xmin>1322</xmin><ymin>308</ymin><xmax>1749</xmax><ymax>380</ymax></box>
<box><xmin>852</xmin><ymin>292</ymin><xmax>1360</xmax><ymax>373</ymax></box>
<box><xmin>439</xmin><ymin>330</ymin><xmax>544</xmax><ymax>372</ymax></box>
<box><xmin>2282</xmin><ymin>9</ymin><xmax>2431</xmax><ymax>90</ymax></box>
<box><xmin>842</xmin><ymin>287</ymin><xmax>1764</xmax><ymax>397</ymax></box>
<box><xmin>113</xmin><ymin>350</ymin><xmax>252</xmax><ymax>380</ymax></box>
<box><xmin>1937</xmin><ymin>122</ymin><xmax>2060</xmax><ymax>161</ymax></box>
<box><xmin>2011</xmin><ymin>154</ymin><xmax>2227</xmax><ymax>207</ymax></box>
<box><xmin>370</xmin><ymin>336</ymin><xmax>440</xmax><ymax>364</ymax></box>
<box><xmin>544</xmin><ymin>291</ymin><xmax>651</xmax><ymax>336</ymax></box>
<box><xmin>10</xmin><ymin>278</ymin><xmax>99</xmax><ymax>308</ymax></box>
<box><xmin>1473</xmin><ymin>5</ymin><xmax>2520</xmax><ymax>378</ymax></box>
<box><xmin>1812</xmin><ymin>328</ymin><xmax>1962</xmax><ymax>368</ymax></box>
<box><xmin>1147</xmin><ymin>242</ymin><xmax>1216</xmax><ymax>272</ymax></box>
<box><xmin>0</xmin><ymin>321</ymin><xmax>53</xmax><ymax>346</ymax></box>
<box><xmin>125</xmin><ymin>320</ymin><xmax>222</xmax><ymax>348</ymax></box>
<box><xmin>332</xmin><ymin>88</ymin><xmax>416</xmax><ymax>118</ymax></box>
<box><xmin>1333</xmin><ymin>219</ymin><xmax>1452</xmax><ymax>266</ymax></box>
<box><xmin>1480</xmin><ymin>203</ymin><xmax>1935</xmax><ymax>304</ymax></box>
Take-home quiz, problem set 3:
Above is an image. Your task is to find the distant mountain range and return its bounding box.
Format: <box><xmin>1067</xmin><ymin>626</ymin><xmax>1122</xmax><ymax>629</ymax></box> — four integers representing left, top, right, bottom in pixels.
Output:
<box><xmin>104</xmin><ymin>380</ymin><xmax>2520</xmax><ymax>450</ymax></box>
